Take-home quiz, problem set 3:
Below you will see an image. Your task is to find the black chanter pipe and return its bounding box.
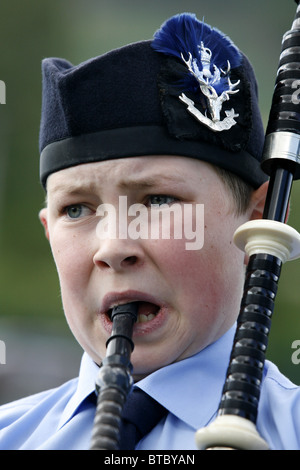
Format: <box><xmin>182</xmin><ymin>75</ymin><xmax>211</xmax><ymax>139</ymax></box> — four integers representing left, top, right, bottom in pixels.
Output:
<box><xmin>196</xmin><ymin>0</ymin><xmax>300</xmax><ymax>450</ymax></box>
<box><xmin>90</xmin><ymin>302</ymin><xmax>138</xmax><ymax>450</ymax></box>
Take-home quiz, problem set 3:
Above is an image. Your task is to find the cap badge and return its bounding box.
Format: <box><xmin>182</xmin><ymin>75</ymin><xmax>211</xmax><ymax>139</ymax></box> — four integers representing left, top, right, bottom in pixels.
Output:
<box><xmin>152</xmin><ymin>13</ymin><xmax>243</xmax><ymax>134</ymax></box>
<box><xmin>179</xmin><ymin>43</ymin><xmax>240</xmax><ymax>132</ymax></box>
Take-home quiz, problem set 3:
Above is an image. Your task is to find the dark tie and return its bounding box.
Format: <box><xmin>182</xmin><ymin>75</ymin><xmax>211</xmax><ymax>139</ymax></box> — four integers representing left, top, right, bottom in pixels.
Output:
<box><xmin>118</xmin><ymin>387</ymin><xmax>167</xmax><ymax>450</ymax></box>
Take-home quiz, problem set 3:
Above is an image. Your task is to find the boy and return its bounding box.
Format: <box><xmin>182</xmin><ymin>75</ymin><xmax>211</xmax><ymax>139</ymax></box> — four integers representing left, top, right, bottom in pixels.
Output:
<box><xmin>1</xmin><ymin>13</ymin><xmax>300</xmax><ymax>450</ymax></box>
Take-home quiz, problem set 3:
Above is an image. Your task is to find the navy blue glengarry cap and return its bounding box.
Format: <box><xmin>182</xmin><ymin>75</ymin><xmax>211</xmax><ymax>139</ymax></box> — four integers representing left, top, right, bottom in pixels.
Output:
<box><xmin>39</xmin><ymin>13</ymin><xmax>267</xmax><ymax>189</ymax></box>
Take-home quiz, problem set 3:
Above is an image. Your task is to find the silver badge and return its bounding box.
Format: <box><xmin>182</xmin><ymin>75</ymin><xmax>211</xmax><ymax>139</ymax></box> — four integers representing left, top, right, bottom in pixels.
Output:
<box><xmin>179</xmin><ymin>43</ymin><xmax>240</xmax><ymax>132</ymax></box>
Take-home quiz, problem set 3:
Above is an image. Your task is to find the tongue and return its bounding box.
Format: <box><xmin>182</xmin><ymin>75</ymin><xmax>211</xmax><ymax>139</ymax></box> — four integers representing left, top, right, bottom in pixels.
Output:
<box><xmin>137</xmin><ymin>301</ymin><xmax>159</xmax><ymax>316</ymax></box>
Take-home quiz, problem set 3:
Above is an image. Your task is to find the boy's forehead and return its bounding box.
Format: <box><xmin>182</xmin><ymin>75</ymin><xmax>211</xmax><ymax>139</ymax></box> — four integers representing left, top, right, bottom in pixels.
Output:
<box><xmin>46</xmin><ymin>155</ymin><xmax>204</xmax><ymax>195</ymax></box>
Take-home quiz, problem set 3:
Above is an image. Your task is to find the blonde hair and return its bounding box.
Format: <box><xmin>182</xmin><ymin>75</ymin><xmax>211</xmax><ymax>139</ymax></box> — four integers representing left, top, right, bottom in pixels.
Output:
<box><xmin>214</xmin><ymin>166</ymin><xmax>253</xmax><ymax>215</ymax></box>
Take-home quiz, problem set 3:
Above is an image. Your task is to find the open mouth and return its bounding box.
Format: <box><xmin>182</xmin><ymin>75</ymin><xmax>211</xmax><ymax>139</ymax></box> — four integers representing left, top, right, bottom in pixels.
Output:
<box><xmin>107</xmin><ymin>301</ymin><xmax>160</xmax><ymax>324</ymax></box>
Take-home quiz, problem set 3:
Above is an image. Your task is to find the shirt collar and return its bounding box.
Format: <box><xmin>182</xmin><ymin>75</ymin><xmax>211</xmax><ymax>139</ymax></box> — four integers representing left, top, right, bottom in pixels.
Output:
<box><xmin>136</xmin><ymin>325</ymin><xmax>236</xmax><ymax>429</ymax></box>
<box><xmin>58</xmin><ymin>325</ymin><xmax>235</xmax><ymax>431</ymax></box>
<box><xmin>58</xmin><ymin>352</ymin><xmax>99</xmax><ymax>429</ymax></box>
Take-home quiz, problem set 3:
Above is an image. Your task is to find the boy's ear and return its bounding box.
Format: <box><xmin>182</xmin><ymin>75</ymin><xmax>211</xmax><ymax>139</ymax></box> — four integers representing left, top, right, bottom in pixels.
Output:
<box><xmin>249</xmin><ymin>180</ymin><xmax>269</xmax><ymax>221</ymax></box>
<box><xmin>243</xmin><ymin>181</ymin><xmax>269</xmax><ymax>266</ymax></box>
<box><xmin>39</xmin><ymin>208</ymin><xmax>49</xmax><ymax>240</ymax></box>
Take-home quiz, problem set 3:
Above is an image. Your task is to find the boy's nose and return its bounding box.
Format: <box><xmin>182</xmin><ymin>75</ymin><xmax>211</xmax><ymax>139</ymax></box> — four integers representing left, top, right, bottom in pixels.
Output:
<box><xmin>93</xmin><ymin>238</ymin><xmax>144</xmax><ymax>272</ymax></box>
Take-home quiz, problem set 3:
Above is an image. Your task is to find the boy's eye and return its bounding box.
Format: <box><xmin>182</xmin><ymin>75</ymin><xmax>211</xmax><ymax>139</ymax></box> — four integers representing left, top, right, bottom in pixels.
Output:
<box><xmin>149</xmin><ymin>195</ymin><xmax>176</xmax><ymax>206</ymax></box>
<box><xmin>65</xmin><ymin>204</ymin><xmax>91</xmax><ymax>219</ymax></box>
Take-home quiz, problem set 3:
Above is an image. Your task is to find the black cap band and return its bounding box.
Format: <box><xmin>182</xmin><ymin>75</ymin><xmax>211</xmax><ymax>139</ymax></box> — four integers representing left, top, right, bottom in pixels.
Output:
<box><xmin>40</xmin><ymin>124</ymin><xmax>266</xmax><ymax>189</ymax></box>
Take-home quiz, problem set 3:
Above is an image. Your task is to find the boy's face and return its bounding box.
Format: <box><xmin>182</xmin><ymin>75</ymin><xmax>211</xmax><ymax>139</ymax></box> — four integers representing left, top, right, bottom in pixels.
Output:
<box><xmin>40</xmin><ymin>155</ymin><xmax>260</xmax><ymax>380</ymax></box>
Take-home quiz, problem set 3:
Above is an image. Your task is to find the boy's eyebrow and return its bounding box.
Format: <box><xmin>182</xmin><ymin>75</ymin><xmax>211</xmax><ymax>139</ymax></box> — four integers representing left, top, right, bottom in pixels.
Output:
<box><xmin>49</xmin><ymin>181</ymin><xmax>100</xmax><ymax>197</ymax></box>
<box><xmin>117</xmin><ymin>174</ymin><xmax>187</xmax><ymax>190</ymax></box>
<box><xmin>49</xmin><ymin>173</ymin><xmax>187</xmax><ymax>195</ymax></box>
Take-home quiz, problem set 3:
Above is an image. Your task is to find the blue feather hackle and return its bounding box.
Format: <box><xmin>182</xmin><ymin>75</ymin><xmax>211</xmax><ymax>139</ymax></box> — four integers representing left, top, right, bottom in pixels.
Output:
<box><xmin>152</xmin><ymin>13</ymin><xmax>242</xmax><ymax>94</ymax></box>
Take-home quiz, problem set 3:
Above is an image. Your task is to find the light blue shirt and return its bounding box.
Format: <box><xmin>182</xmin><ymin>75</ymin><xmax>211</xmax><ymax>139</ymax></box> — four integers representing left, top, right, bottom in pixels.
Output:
<box><xmin>0</xmin><ymin>325</ymin><xmax>300</xmax><ymax>450</ymax></box>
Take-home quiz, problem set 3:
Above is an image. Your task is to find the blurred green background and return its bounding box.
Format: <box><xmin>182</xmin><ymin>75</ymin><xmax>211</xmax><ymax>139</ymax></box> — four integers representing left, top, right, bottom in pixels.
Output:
<box><xmin>0</xmin><ymin>0</ymin><xmax>300</xmax><ymax>404</ymax></box>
